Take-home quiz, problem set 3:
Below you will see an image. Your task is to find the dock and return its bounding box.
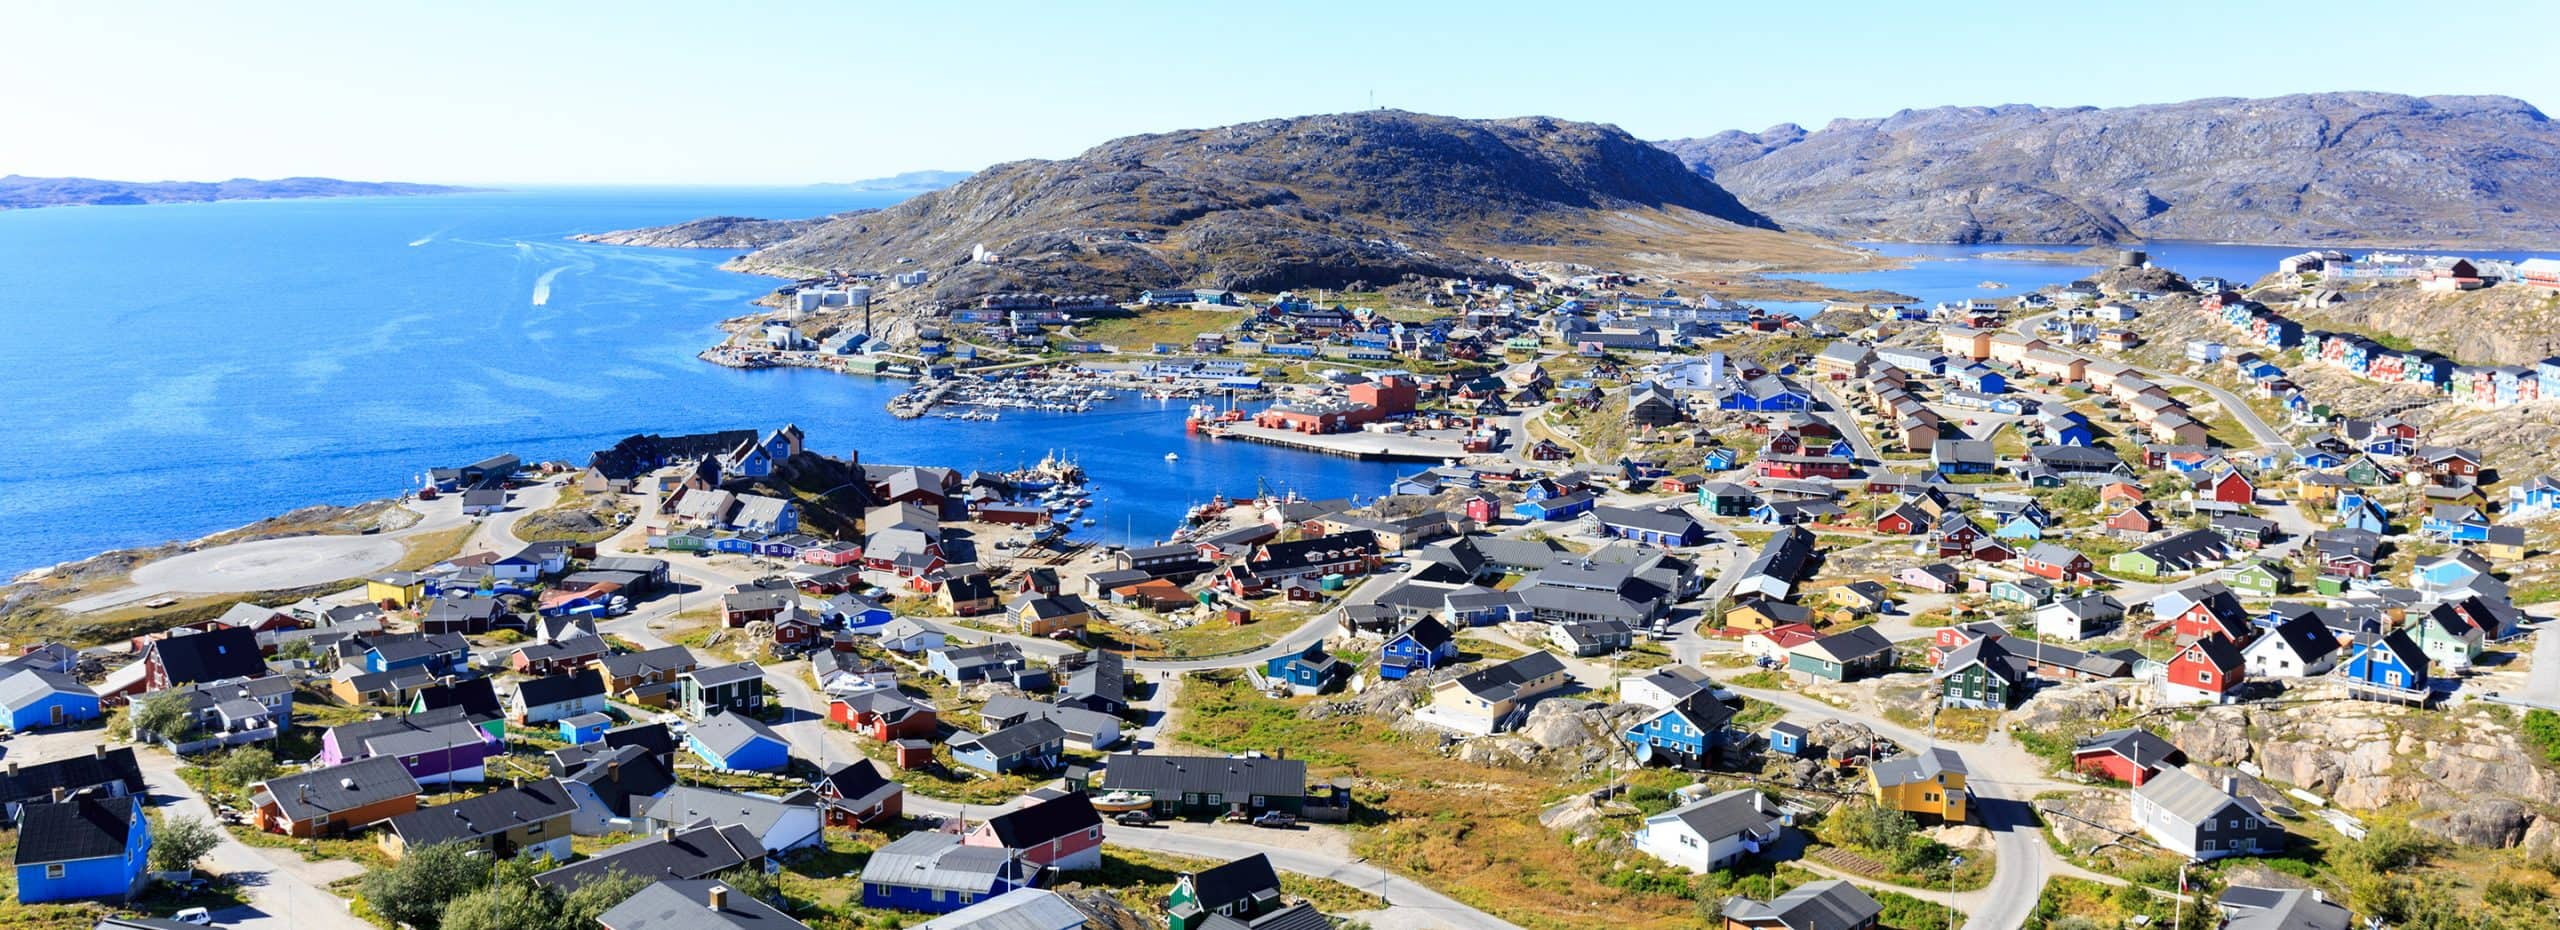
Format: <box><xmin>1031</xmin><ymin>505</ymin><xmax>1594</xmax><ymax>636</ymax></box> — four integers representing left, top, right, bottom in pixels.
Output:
<box><xmin>1201</xmin><ymin>423</ymin><xmax>1464</xmax><ymax>462</ymax></box>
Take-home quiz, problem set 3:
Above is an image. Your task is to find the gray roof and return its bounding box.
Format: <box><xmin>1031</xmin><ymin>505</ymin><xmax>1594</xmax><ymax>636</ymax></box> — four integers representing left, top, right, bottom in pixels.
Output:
<box><xmin>1869</xmin><ymin>747</ymin><xmax>1967</xmax><ymax>788</ymax></box>
<box><xmin>1448</xmin><ymin>650</ymin><xmax>1568</xmax><ymax>702</ymax></box>
<box><xmin>2134</xmin><ymin>765</ymin><xmax>2261</xmax><ymax>828</ymax></box>
<box><xmin>597</xmin><ymin>879</ymin><xmax>809</xmax><ymax>930</ymax></box>
<box><xmin>859</xmin><ymin>831</ymin><xmax>1027</xmax><ymax>894</ymax></box>
<box><xmin>387</xmin><ymin>778</ymin><xmax>577</xmax><ymax>847</ymax></box>
<box><xmin>251</xmin><ymin>755</ymin><xmax>420</xmax><ymax>823</ymax></box>
<box><xmin>687</xmin><ymin>713</ymin><xmax>787</xmax><ymax>759</ymax></box>
<box><xmin>1648</xmin><ymin>787</ymin><xmax>1781</xmax><ymax>843</ymax></box>
<box><xmin>1101</xmin><ymin>753</ymin><xmax>1308</xmax><ymax>799</ymax></box>
<box><xmin>979</xmin><ymin>695</ymin><xmax>1118</xmax><ymax>743</ymax></box>
<box><xmin>2077</xmin><ymin>728</ymin><xmax>2185</xmax><ymax>770</ymax></box>
<box><xmin>685</xmin><ymin>661</ymin><xmax>765</xmax><ymax>689</ymax></box>
<box><xmin>910</xmin><ymin>888</ymin><xmax>1087</xmax><ymax>930</ymax></box>
<box><xmin>1721</xmin><ymin>879</ymin><xmax>1883</xmax><ymax>930</ymax></box>
<box><xmin>645</xmin><ymin>786</ymin><xmax>814</xmax><ymax>840</ymax></box>
<box><xmin>2218</xmin><ymin>886</ymin><xmax>2351</xmax><ymax>930</ymax></box>
<box><xmin>0</xmin><ymin>667</ymin><xmax>92</xmax><ymax>708</ymax></box>
<box><xmin>952</xmin><ymin>718</ymin><xmax>1065</xmax><ymax>758</ymax></box>
<box><xmin>1796</xmin><ymin>626</ymin><xmax>1894</xmax><ymax>663</ymax></box>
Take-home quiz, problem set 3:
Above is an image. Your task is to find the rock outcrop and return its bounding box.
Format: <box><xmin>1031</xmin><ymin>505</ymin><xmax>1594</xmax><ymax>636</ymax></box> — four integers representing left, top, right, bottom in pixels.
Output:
<box><xmin>571</xmin><ymin>214</ymin><xmax>854</xmax><ymax>250</ymax></box>
<box><xmin>710</xmin><ymin>110</ymin><xmax>1786</xmax><ymax>298</ymax></box>
<box><xmin>1658</xmin><ymin>93</ymin><xmax>2560</xmax><ymax>247</ymax></box>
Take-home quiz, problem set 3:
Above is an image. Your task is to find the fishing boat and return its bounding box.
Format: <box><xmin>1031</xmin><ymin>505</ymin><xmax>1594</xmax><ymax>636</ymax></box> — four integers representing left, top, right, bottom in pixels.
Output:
<box><xmin>1088</xmin><ymin>791</ymin><xmax>1153</xmax><ymax>813</ymax></box>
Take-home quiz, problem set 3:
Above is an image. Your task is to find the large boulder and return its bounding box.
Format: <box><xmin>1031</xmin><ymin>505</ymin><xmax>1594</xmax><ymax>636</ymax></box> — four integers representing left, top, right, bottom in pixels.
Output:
<box><xmin>2413</xmin><ymin>798</ymin><xmax>2536</xmax><ymax>849</ymax></box>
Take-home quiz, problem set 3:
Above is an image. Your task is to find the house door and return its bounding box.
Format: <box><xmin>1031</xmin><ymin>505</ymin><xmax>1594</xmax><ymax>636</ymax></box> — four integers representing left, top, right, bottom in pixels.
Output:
<box><xmin>49</xmin><ymin>705</ymin><xmax>63</xmax><ymax>725</ymax></box>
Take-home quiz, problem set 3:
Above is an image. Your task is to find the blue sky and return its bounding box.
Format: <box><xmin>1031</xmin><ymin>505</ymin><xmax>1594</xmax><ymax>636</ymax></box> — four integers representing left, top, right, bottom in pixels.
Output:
<box><xmin>3</xmin><ymin>0</ymin><xmax>2552</xmax><ymax>185</ymax></box>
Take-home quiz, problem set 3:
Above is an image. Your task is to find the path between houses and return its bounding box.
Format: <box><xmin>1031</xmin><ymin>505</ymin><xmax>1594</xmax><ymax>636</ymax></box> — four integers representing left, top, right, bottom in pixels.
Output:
<box><xmin>133</xmin><ymin>751</ymin><xmax>375</xmax><ymax>930</ymax></box>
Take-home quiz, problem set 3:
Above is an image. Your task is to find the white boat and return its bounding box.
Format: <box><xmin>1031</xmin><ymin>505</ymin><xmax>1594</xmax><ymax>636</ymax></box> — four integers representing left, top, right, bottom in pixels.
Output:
<box><xmin>1088</xmin><ymin>790</ymin><xmax>1152</xmax><ymax>812</ymax></box>
<box><xmin>1164</xmin><ymin>452</ymin><xmax>1179</xmax><ymax>462</ymax></box>
<box><xmin>1081</xmin><ymin>518</ymin><xmax>1097</xmax><ymax>526</ymax></box>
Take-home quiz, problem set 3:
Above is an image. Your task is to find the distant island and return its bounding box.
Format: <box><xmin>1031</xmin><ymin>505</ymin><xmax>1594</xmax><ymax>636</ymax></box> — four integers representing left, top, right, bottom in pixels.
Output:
<box><xmin>570</xmin><ymin>211</ymin><xmax>872</xmax><ymax>249</ymax></box>
<box><xmin>0</xmin><ymin>174</ymin><xmax>477</xmax><ymax>211</ymax></box>
<box><xmin>812</xmin><ymin>169</ymin><xmax>972</xmax><ymax>193</ymax></box>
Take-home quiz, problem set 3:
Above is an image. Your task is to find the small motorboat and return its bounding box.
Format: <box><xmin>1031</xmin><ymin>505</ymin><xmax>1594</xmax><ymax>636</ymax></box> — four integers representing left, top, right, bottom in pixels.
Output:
<box><xmin>1088</xmin><ymin>790</ymin><xmax>1153</xmax><ymax>813</ymax></box>
<box><xmin>1164</xmin><ymin>452</ymin><xmax>1179</xmax><ymax>462</ymax></box>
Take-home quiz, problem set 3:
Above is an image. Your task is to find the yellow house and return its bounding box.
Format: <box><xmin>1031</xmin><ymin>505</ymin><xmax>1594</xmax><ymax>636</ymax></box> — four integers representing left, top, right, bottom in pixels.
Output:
<box><xmin>1868</xmin><ymin>747</ymin><xmax>1969</xmax><ymax>823</ymax></box>
<box><xmin>1724</xmin><ymin>599</ymin><xmax>1812</xmax><ymax>633</ymax></box>
<box><xmin>365</xmin><ymin>572</ymin><xmax>426</xmax><ymax>609</ymax></box>
<box><xmin>1426</xmin><ymin>651</ymin><xmax>1571</xmax><ymax>736</ymax></box>
<box><xmin>1007</xmin><ymin>592</ymin><xmax>1092</xmax><ymax>638</ymax></box>
<box><xmin>2484</xmin><ymin>527</ymin><xmax>2529</xmax><ymax>562</ymax></box>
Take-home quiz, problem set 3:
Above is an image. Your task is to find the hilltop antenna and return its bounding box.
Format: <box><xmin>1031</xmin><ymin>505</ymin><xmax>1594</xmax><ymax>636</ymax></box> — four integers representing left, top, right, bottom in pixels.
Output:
<box><xmin>1369</xmin><ymin>90</ymin><xmax>1376</xmax><ymax>110</ymax></box>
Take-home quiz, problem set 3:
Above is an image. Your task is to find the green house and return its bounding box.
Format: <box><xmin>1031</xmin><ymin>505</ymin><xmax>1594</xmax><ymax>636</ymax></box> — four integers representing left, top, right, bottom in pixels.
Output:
<box><xmin>2228</xmin><ymin>559</ymin><xmax>2293</xmax><ymax>597</ymax></box>
<box><xmin>1786</xmin><ymin>627</ymin><xmax>1896</xmax><ymax>683</ymax></box>
<box><xmin>2108</xmin><ymin>549</ymin><xmax>2164</xmax><ymax>578</ymax></box>
<box><xmin>2343</xmin><ymin>457</ymin><xmax>2395</xmax><ymax>487</ymax></box>
<box><xmin>2314</xmin><ymin>573</ymin><xmax>2351</xmax><ymax>596</ymax></box>
<box><xmin>1166</xmin><ymin>854</ymin><xmax>1283</xmax><ymax>930</ymax></box>
<box><xmin>1934</xmin><ymin>639</ymin><xmax>2027</xmax><ymax>710</ymax></box>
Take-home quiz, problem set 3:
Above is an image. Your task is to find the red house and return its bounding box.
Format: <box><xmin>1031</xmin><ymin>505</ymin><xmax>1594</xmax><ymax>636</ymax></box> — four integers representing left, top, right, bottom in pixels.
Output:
<box><xmin>2020</xmin><ymin>544</ymin><xmax>2092</xmax><ymax>582</ymax></box>
<box><xmin>963</xmin><ymin>791</ymin><xmax>1104</xmax><ymax>871</ymax></box>
<box><xmin>1757</xmin><ymin>455</ymin><xmax>1855</xmax><ymax>480</ymax></box>
<box><xmin>814</xmin><ymin>762</ymin><xmax>903</xmax><ymax>830</ymax></box>
<box><xmin>2164</xmin><ymin>636</ymin><xmax>2247</xmax><ymax>704</ymax></box>
<box><xmin>1873</xmin><ymin>506</ymin><xmax>1925</xmax><ymax>536</ymax></box>
<box><xmin>1463</xmin><ymin>494</ymin><xmax>1499</xmax><ymax>525</ymax></box>
<box><xmin>1927</xmin><ymin>620</ymin><xmax>2006</xmax><ymax>667</ymax></box>
<box><xmin>2098</xmin><ymin>482</ymin><xmax>2146</xmax><ymax>506</ymax></box>
<box><xmin>2072</xmin><ymin>729</ymin><xmax>2187</xmax><ymax>786</ymax></box>
<box><xmin>2207</xmin><ymin>470</ymin><xmax>2257</xmax><ymax>506</ymax></box>
<box><xmin>829</xmin><ymin>690</ymin><xmax>939</xmax><ymax>741</ymax></box>
<box><xmin>2159</xmin><ymin>582</ymin><xmax>2251</xmax><ymax>643</ymax></box>
<box><xmin>2106</xmin><ymin>503</ymin><xmax>2162</xmax><ymax>533</ymax></box>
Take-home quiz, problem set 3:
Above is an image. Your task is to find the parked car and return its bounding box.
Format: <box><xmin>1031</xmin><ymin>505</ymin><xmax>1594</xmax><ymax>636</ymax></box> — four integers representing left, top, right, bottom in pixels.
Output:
<box><xmin>1112</xmin><ymin>810</ymin><xmax>1156</xmax><ymax>827</ymax></box>
<box><xmin>1250</xmin><ymin>812</ymin><xmax>1297</xmax><ymax>829</ymax></box>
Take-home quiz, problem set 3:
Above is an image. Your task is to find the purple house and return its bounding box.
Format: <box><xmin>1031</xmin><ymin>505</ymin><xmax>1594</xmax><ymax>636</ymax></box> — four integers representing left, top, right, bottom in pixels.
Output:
<box><xmin>316</xmin><ymin>707</ymin><xmax>501</xmax><ymax>787</ymax></box>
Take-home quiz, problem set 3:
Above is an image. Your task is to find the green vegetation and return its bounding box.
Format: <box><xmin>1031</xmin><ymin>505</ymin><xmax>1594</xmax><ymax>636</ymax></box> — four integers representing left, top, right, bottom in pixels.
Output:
<box><xmin>148</xmin><ymin>814</ymin><xmax>225</xmax><ymax>874</ymax></box>
<box><xmin>358</xmin><ymin>842</ymin><xmax>658</xmax><ymax>930</ymax></box>
<box><xmin>2522</xmin><ymin>709</ymin><xmax>2560</xmax><ymax>765</ymax></box>
<box><xmin>1072</xmin><ymin>308</ymin><xmax>1245</xmax><ymax>350</ymax></box>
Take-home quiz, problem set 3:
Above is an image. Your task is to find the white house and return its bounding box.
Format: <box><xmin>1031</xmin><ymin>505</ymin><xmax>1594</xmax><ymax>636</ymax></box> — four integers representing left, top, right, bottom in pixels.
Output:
<box><xmin>875</xmin><ymin>619</ymin><xmax>946</xmax><ymax>654</ymax></box>
<box><xmin>2033</xmin><ymin>593</ymin><xmax>2125</xmax><ymax>641</ymax></box>
<box><xmin>1633</xmin><ymin>788</ymin><xmax>1784</xmax><ymax>873</ymax></box>
<box><xmin>510</xmin><ymin>669</ymin><xmax>609</xmax><ymax>725</ymax></box>
<box><xmin>2240</xmin><ymin>612</ymin><xmax>2343</xmax><ymax>679</ymax></box>
<box><xmin>2129</xmin><ymin>766</ymin><xmax>2283</xmax><ymax>861</ymax></box>
<box><xmin>642</xmin><ymin>786</ymin><xmax>823</xmax><ymax>855</ymax></box>
<box><xmin>1617</xmin><ymin>665</ymin><xmax>1714</xmax><ymax>710</ymax></box>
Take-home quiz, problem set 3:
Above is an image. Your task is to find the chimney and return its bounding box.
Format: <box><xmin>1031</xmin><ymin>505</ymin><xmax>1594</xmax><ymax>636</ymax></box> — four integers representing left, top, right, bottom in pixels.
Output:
<box><xmin>7</xmin><ymin>762</ymin><xmax>17</xmax><ymax>778</ymax></box>
<box><xmin>2222</xmin><ymin>776</ymin><xmax>2240</xmax><ymax>797</ymax></box>
<box><xmin>707</xmin><ymin>885</ymin><xmax>728</xmax><ymax>911</ymax></box>
<box><xmin>661</xmin><ymin>826</ymin><xmax>676</xmax><ymax>843</ymax></box>
<box><xmin>50</xmin><ymin>787</ymin><xmax>65</xmax><ymax>803</ymax></box>
<box><xmin>93</xmin><ymin>744</ymin><xmax>107</xmax><ymax>760</ymax></box>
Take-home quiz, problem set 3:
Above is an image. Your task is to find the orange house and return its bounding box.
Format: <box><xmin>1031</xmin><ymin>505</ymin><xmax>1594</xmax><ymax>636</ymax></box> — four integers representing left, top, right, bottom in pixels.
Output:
<box><xmin>248</xmin><ymin>756</ymin><xmax>421</xmax><ymax>838</ymax></box>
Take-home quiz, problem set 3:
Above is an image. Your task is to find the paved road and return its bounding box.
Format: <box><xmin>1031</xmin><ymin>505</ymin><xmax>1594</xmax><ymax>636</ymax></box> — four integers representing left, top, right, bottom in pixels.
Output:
<box><xmin>61</xmin><ymin>494</ymin><xmax>477</xmax><ymax>613</ymax></box>
<box><xmin>135</xmin><ymin>751</ymin><xmax>374</xmax><ymax>930</ymax></box>
<box><xmin>2005</xmin><ymin>308</ymin><xmax>2289</xmax><ymax>454</ymax></box>
<box><xmin>1808</xmin><ymin>379</ymin><xmax>1882</xmax><ymax>463</ymax></box>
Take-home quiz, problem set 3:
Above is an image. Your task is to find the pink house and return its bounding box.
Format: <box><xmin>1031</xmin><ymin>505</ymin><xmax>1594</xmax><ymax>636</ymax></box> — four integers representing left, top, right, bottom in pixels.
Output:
<box><xmin>962</xmin><ymin>791</ymin><xmax>1103</xmax><ymax>871</ymax></box>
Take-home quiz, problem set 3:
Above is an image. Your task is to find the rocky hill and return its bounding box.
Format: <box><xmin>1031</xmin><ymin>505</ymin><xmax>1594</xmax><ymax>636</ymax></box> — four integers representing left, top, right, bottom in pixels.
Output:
<box><xmin>1658</xmin><ymin>93</ymin><xmax>2560</xmax><ymax>247</ymax></box>
<box><xmin>571</xmin><ymin>213</ymin><xmax>858</xmax><ymax>250</ymax></box>
<box><xmin>703</xmin><ymin>110</ymin><xmax>1816</xmax><ymax>297</ymax></box>
<box><xmin>2259</xmin><ymin>280</ymin><xmax>2560</xmax><ymax>368</ymax></box>
<box><xmin>0</xmin><ymin>174</ymin><xmax>472</xmax><ymax>210</ymax></box>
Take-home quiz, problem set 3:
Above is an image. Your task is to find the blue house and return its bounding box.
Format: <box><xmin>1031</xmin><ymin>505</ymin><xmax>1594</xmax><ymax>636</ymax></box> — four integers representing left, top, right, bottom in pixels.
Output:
<box><xmin>1703</xmin><ymin>448</ymin><xmax>1740</xmax><ymax>471</ymax></box>
<box><xmin>1993</xmin><ymin>514</ymin><xmax>2045</xmax><ymax>541</ymax></box>
<box><xmin>2421</xmin><ymin>505</ymin><xmax>2491</xmax><ymax>542</ymax></box>
<box><xmin>13</xmin><ymin>795</ymin><xmax>150</xmax><ymax>904</ymax></box>
<box><xmin>1264</xmin><ymin>643</ymin><xmax>1346</xmax><ymax>695</ymax></box>
<box><xmin>1623</xmin><ymin>693</ymin><xmax>1735</xmax><ymax>770</ymax></box>
<box><xmin>857</xmin><ymin>832</ymin><xmax>1035</xmax><ymax>914</ymax></box>
<box><xmin>0</xmin><ymin>669</ymin><xmax>101</xmax><ymax>732</ymax></box>
<box><xmin>684</xmin><ymin>713</ymin><xmax>790</xmax><ymax>773</ymax></box>
<box><xmin>2342</xmin><ymin>631</ymin><xmax>2430</xmax><ymax>700</ymax></box>
<box><xmin>559</xmin><ymin>712</ymin><xmax>612</xmax><ymax>745</ymax></box>
<box><xmin>2296</xmin><ymin>450</ymin><xmax>2343</xmax><ymax>470</ymax></box>
<box><xmin>1956</xmin><ymin>365</ymin><xmax>2007</xmax><ymax>394</ymax></box>
<box><xmin>1514</xmin><ymin>491</ymin><xmax>1596</xmax><ymax>522</ymax></box>
<box><xmin>1765</xmin><ymin>721</ymin><xmax>1809</xmax><ymax>758</ymax></box>
<box><xmin>2513</xmin><ymin>475</ymin><xmax>2560</xmax><ymax>514</ymax></box>
<box><xmin>2337</xmin><ymin>496</ymin><xmax>2391</xmax><ymax>535</ymax></box>
<box><xmin>362</xmin><ymin>633</ymin><xmax>471</xmax><ymax>676</ymax></box>
<box><xmin>1593</xmin><ymin>505</ymin><xmax>1709</xmax><ymax>547</ymax></box>
<box><xmin>2038</xmin><ymin>411</ymin><xmax>2093</xmax><ymax>447</ymax></box>
<box><xmin>1379</xmin><ymin>618</ymin><xmax>1459</xmax><ymax>680</ymax></box>
<box><xmin>823</xmin><ymin>593</ymin><xmax>894</xmax><ymax>630</ymax></box>
<box><xmin>949</xmin><ymin>719</ymin><xmax>1064</xmax><ymax>775</ymax></box>
<box><xmin>1718</xmin><ymin>376</ymin><xmax>1811</xmax><ymax>412</ymax></box>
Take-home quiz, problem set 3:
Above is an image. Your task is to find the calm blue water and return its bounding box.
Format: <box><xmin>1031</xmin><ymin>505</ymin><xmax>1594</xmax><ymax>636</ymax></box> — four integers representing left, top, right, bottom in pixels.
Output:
<box><xmin>0</xmin><ymin>189</ymin><xmax>1404</xmax><ymax>576</ymax></box>
<box><xmin>1777</xmin><ymin>241</ymin><xmax>2558</xmax><ymax>306</ymax></box>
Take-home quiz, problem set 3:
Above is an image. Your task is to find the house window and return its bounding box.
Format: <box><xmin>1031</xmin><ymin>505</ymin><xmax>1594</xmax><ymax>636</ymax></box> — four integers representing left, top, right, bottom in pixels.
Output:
<box><xmin>2198</xmin><ymin>671</ymin><xmax>2212</xmax><ymax>684</ymax></box>
<box><xmin>527</xmin><ymin>820</ymin><xmax>545</xmax><ymax>836</ymax></box>
<box><xmin>44</xmin><ymin>863</ymin><xmax>64</xmax><ymax>879</ymax></box>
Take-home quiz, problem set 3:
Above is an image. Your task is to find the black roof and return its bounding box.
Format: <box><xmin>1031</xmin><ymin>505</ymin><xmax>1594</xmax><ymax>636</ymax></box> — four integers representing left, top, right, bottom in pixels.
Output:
<box><xmin>956</xmin><ymin>718</ymin><xmax>1065</xmax><ymax>757</ymax></box>
<box><xmin>979</xmin><ymin>790</ymin><xmax>1103</xmax><ymax>848</ymax></box>
<box><xmin>252</xmin><ymin>755</ymin><xmax>421</xmax><ymax>822</ymax></box>
<box><xmin>516</xmin><ymin>668</ymin><xmax>607</xmax><ymax>708</ymax></box>
<box><xmin>1102</xmin><ymin>753</ymin><xmax>1309</xmax><ymax>799</ymax></box>
<box><xmin>0</xmin><ymin>746</ymin><xmax>146</xmax><ymax>807</ymax></box>
<box><xmin>1186</xmin><ymin>853</ymin><xmax>1282</xmax><ymax>913</ymax></box>
<box><xmin>1250</xmin><ymin>530</ymin><xmax>1380</xmax><ymax>576</ymax></box>
<box><xmin>387</xmin><ymin>778</ymin><xmax>578</xmax><ymax>847</ymax></box>
<box><xmin>13</xmin><ymin>795</ymin><xmax>138</xmax><ymax>864</ymax></box>
<box><xmin>537</xmin><ymin>822</ymin><xmax>765</xmax><ymax>891</ymax></box>
<box><xmin>413</xmin><ymin>677</ymin><xmax>502</xmax><ymax>718</ymax></box>
<box><xmin>556</xmin><ymin>744</ymin><xmax>677</xmax><ymax>818</ymax></box>
<box><xmin>149</xmin><ymin>626</ymin><xmax>264</xmax><ymax>685</ymax></box>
